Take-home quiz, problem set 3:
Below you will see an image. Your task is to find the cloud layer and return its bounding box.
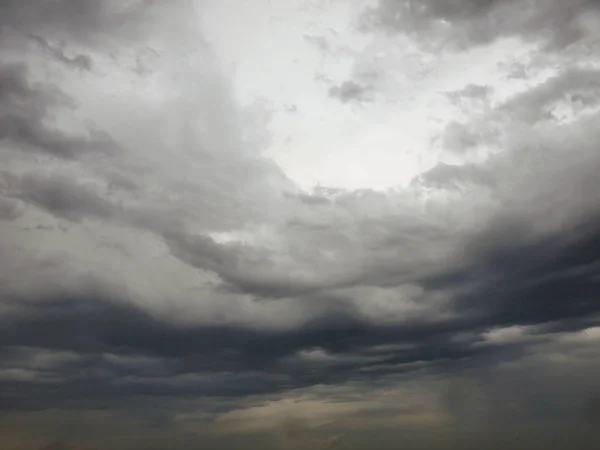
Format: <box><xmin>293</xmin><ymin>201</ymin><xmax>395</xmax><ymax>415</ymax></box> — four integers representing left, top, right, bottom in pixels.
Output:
<box><xmin>1</xmin><ymin>0</ymin><xmax>600</xmax><ymax>448</ymax></box>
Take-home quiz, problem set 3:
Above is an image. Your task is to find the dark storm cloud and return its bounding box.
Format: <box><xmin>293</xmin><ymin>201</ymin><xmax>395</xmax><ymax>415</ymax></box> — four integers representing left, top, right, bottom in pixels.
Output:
<box><xmin>2</xmin><ymin>205</ymin><xmax>599</xmax><ymax>412</ymax></box>
<box><xmin>0</xmin><ymin>294</ymin><xmax>465</xmax><ymax>410</ymax></box>
<box><xmin>362</xmin><ymin>0</ymin><xmax>600</xmax><ymax>49</ymax></box>
<box><xmin>1</xmin><ymin>1</ymin><xmax>600</xmax><ymax>444</ymax></box>
<box><xmin>424</xmin><ymin>212</ymin><xmax>600</xmax><ymax>328</ymax></box>
<box><xmin>0</xmin><ymin>63</ymin><xmax>117</xmax><ymax>159</ymax></box>
<box><xmin>0</xmin><ymin>289</ymin><xmax>366</xmax><ymax>409</ymax></box>
<box><xmin>3</xmin><ymin>171</ymin><xmax>118</xmax><ymax>222</ymax></box>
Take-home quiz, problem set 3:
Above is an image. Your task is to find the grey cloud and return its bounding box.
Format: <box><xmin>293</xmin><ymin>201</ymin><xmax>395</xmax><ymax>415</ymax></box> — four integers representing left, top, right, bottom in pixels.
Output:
<box><xmin>160</xmin><ymin>114</ymin><xmax>600</xmax><ymax>296</ymax></box>
<box><xmin>500</xmin><ymin>67</ymin><xmax>600</xmax><ymax>123</ymax></box>
<box><xmin>424</xmin><ymin>214</ymin><xmax>600</xmax><ymax>331</ymax></box>
<box><xmin>0</xmin><ymin>63</ymin><xmax>118</xmax><ymax>159</ymax></box>
<box><xmin>162</xmin><ymin>227</ymin><xmax>360</xmax><ymax>298</ymax></box>
<box><xmin>441</xmin><ymin>121</ymin><xmax>489</xmax><ymax>153</ymax></box>
<box><xmin>413</xmin><ymin>162</ymin><xmax>497</xmax><ymax>189</ymax></box>
<box><xmin>9</xmin><ymin>172</ymin><xmax>117</xmax><ymax>222</ymax></box>
<box><xmin>586</xmin><ymin>394</ymin><xmax>600</xmax><ymax>423</ymax></box>
<box><xmin>2</xmin><ymin>206</ymin><xmax>599</xmax><ymax>412</ymax></box>
<box><xmin>287</xmin><ymin>191</ymin><xmax>333</xmax><ymax>206</ymax></box>
<box><xmin>3</xmin><ymin>114</ymin><xmax>599</xmax><ymax>418</ymax></box>
<box><xmin>0</xmin><ymin>293</ymin><xmax>463</xmax><ymax>410</ymax></box>
<box><xmin>0</xmin><ymin>167</ymin><xmax>170</xmax><ymax>232</ymax></box>
<box><xmin>447</xmin><ymin>84</ymin><xmax>493</xmax><ymax>101</ymax></box>
<box><xmin>38</xmin><ymin>438</ymin><xmax>72</xmax><ymax>450</ymax></box>
<box><xmin>0</xmin><ymin>197</ymin><xmax>22</xmax><ymax>220</ymax></box>
<box><xmin>0</xmin><ymin>161</ymin><xmax>269</xmax><ymax>238</ymax></box>
<box><xmin>362</xmin><ymin>0</ymin><xmax>600</xmax><ymax>50</ymax></box>
<box><xmin>0</xmin><ymin>0</ymin><xmax>157</xmax><ymax>45</ymax></box>
<box><xmin>304</xmin><ymin>34</ymin><xmax>333</xmax><ymax>53</ymax></box>
<box><xmin>29</xmin><ymin>35</ymin><xmax>93</xmax><ymax>71</ymax></box>
<box><xmin>329</xmin><ymin>80</ymin><xmax>373</xmax><ymax>103</ymax></box>
<box><xmin>1</xmin><ymin>0</ymin><xmax>600</xmax><ymax>445</ymax></box>
<box><xmin>435</xmin><ymin>67</ymin><xmax>600</xmax><ymax>186</ymax></box>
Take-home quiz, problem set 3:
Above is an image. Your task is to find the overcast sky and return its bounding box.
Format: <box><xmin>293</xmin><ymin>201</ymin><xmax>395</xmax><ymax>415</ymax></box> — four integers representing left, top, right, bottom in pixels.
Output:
<box><xmin>1</xmin><ymin>1</ymin><xmax>600</xmax><ymax>449</ymax></box>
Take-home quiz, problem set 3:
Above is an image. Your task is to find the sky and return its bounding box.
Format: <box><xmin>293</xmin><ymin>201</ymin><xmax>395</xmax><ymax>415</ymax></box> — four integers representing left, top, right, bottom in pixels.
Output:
<box><xmin>1</xmin><ymin>0</ymin><xmax>600</xmax><ymax>449</ymax></box>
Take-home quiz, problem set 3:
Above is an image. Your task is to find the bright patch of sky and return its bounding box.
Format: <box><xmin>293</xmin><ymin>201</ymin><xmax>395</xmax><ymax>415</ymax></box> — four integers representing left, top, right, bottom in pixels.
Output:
<box><xmin>200</xmin><ymin>0</ymin><xmax>545</xmax><ymax>191</ymax></box>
